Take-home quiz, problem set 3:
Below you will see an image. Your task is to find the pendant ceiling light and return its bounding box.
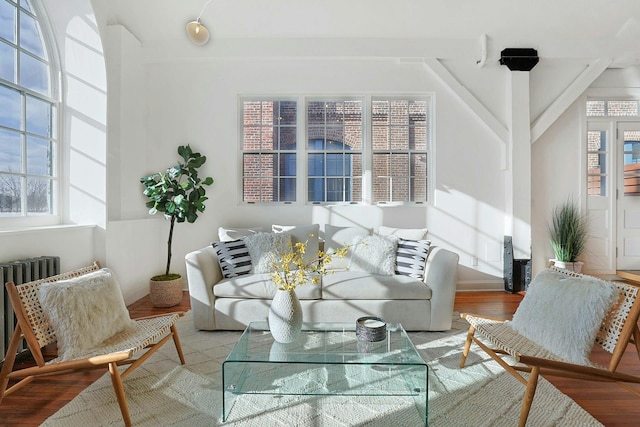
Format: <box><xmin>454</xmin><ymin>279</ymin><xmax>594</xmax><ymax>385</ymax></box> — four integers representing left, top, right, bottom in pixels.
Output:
<box><xmin>186</xmin><ymin>0</ymin><xmax>213</xmax><ymax>45</ymax></box>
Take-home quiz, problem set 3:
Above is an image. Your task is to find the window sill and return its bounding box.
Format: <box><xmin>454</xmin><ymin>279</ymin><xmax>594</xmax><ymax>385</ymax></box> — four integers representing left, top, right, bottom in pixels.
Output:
<box><xmin>0</xmin><ymin>223</ymin><xmax>96</xmax><ymax>236</ymax></box>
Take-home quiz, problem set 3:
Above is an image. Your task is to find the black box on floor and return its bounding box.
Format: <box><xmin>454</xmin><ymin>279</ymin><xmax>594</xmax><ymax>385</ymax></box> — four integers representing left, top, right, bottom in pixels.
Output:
<box><xmin>503</xmin><ymin>236</ymin><xmax>532</xmax><ymax>293</ymax></box>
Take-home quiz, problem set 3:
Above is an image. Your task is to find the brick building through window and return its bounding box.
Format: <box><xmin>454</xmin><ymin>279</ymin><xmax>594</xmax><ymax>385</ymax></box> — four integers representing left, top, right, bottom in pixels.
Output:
<box><xmin>241</xmin><ymin>96</ymin><xmax>431</xmax><ymax>204</ymax></box>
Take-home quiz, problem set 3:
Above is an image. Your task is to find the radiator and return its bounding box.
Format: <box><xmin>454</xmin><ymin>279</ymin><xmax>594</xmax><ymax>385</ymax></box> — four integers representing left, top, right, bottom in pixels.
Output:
<box><xmin>1</xmin><ymin>256</ymin><xmax>60</xmax><ymax>359</ymax></box>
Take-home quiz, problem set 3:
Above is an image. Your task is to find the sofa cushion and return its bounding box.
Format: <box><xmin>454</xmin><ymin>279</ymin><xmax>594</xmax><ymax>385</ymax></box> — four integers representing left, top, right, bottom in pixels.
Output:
<box><xmin>349</xmin><ymin>234</ymin><xmax>397</xmax><ymax>275</ymax></box>
<box><xmin>324</xmin><ymin>225</ymin><xmax>371</xmax><ymax>270</ymax></box>
<box><xmin>218</xmin><ymin>226</ymin><xmax>264</xmax><ymax>242</ymax></box>
<box><xmin>395</xmin><ymin>238</ymin><xmax>431</xmax><ymax>280</ymax></box>
<box><xmin>213</xmin><ymin>273</ymin><xmax>321</xmax><ymax>300</ymax></box>
<box><xmin>378</xmin><ymin>226</ymin><xmax>428</xmax><ymax>240</ymax></box>
<box><xmin>322</xmin><ymin>271</ymin><xmax>431</xmax><ymax>300</ymax></box>
<box><xmin>272</xmin><ymin>224</ymin><xmax>320</xmax><ymax>265</ymax></box>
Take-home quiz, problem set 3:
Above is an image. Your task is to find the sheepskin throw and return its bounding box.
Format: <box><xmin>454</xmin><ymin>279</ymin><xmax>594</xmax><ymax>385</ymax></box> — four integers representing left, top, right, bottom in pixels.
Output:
<box><xmin>508</xmin><ymin>269</ymin><xmax>619</xmax><ymax>365</ymax></box>
<box><xmin>243</xmin><ymin>232</ymin><xmax>292</xmax><ymax>274</ymax></box>
<box><xmin>39</xmin><ymin>268</ymin><xmax>135</xmax><ymax>361</ymax></box>
<box><xmin>349</xmin><ymin>235</ymin><xmax>398</xmax><ymax>275</ymax></box>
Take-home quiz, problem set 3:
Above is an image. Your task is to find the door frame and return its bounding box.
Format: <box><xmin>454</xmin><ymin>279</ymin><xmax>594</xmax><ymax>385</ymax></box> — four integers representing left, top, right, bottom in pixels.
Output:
<box><xmin>616</xmin><ymin>121</ymin><xmax>640</xmax><ymax>270</ymax></box>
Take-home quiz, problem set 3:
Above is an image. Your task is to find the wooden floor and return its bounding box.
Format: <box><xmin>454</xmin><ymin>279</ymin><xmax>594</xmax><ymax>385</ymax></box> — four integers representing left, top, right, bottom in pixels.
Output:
<box><xmin>1</xmin><ymin>290</ymin><xmax>640</xmax><ymax>426</ymax></box>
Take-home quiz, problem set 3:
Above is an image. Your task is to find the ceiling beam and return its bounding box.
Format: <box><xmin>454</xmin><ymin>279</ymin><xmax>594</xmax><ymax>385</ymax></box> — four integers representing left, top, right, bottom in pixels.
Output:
<box><xmin>423</xmin><ymin>58</ymin><xmax>509</xmax><ymax>144</ymax></box>
<box><xmin>531</xmin><ymin>58</ymin><xmax>611</xmax><ymax>143</ymax></box>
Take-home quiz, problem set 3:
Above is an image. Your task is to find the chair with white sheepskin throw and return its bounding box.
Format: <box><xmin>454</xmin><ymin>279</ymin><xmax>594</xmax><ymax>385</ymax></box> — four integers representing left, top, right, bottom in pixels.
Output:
<box><xmin>460</xmin><ymin>267</ymin><xmax>640</xmax><ymax>427</ymax></box>
<box><xmin>0</xmin><ymin>262</ymin><xmax>185</xmax><ymax>427</ymax></box>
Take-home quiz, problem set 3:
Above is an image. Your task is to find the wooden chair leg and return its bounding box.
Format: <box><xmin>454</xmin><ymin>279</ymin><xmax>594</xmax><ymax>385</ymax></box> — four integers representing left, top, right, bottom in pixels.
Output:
<box><xmin>108</xmin><ymin>362</ymin><xmax>132</xmax><ymax>427</ymax></box>
<box><xmin>0</xmin><ymin>325</ymin><xmax>25</xmax><ymax>402</ymax></box>
<box><xmin>171</xmin><ymin>324</ymin><xmax>186</xmax><ymax>365</ymax></box>
<box><xmin>459</xmin><ymin>325</ymin><xmax>475</xmax><ymax>368</ymax></box>
<box><xmin>632</xmin><ymin>324</ymin><xmax>640</xmax><ymax>362</ymax></box>
<box><xmin>518</xmin><ymin>366</ymin><xmax>540</xmax><ymax>427</ymax></box>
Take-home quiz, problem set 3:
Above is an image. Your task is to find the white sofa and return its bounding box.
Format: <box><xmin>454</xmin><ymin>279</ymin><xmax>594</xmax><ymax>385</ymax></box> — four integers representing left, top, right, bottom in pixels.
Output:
<box><xmin>185</xmin><ymin>225</ymin><xmax>460</xmax><ymax>331</ymax></box>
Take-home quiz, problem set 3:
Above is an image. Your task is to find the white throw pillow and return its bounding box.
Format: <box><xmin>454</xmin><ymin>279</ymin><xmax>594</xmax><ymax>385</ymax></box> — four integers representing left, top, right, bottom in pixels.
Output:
<box><xmin>324</xmin><ymin>225</ymin><xmax>371</xmax><ymax>270</ymax></box>
<box><xmin>243</xmin><ymin>232</ymin><xmax>292</xmax><ymax>273</ymax></box>
<box><xmin>349</xmin><ymin>235</ymin><xmax>398</xmax><ymax>275</ymax></box>
<box><xmin>272</xmin><ymin>224</ymin><xmax>320</xmax><ymax>265</ymax></box>
<box><xmin>378</xmin><ymin>226</ymin><xmax>428</xmax><ymax>240</ymax></box>
<box><xmin>39</xmin><ymin>268</ymin><xmax>135</xmax><ymax>361</ymax></box>
<box><xmin>508</xmin><ymin>269</ymin><xmax>619</xmax><ymax>365</ymax></box>
<box><xmin>218</xmin><ymin>226</ymin><xmax>264</xmax><ymax>242</ymax></box>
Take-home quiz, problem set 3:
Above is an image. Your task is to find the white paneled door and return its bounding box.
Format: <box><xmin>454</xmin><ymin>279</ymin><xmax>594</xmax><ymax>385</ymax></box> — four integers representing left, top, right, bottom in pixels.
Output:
<box><xmin>617</xmin><ymin>122</ymin><xmax>640</xmax><ymax>270</ymax></box>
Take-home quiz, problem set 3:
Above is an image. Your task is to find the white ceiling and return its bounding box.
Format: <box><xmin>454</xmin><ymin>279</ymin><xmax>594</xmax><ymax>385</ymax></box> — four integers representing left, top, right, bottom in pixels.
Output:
<box><xmin>97</xmin><ymin>0</ymin><xmax>640</xmax><ymax>65</ymax></box>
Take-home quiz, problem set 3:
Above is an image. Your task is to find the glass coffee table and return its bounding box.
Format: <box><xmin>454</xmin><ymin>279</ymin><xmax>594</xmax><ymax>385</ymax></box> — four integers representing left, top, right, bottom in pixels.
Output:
<box><xmin>222</xmin><ymin>322</ymin><xmax>428</xmax><ymax>425</ymax></box>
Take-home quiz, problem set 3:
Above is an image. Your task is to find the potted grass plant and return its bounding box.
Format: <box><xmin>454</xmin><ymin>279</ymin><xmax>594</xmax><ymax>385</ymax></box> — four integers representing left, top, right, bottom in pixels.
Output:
<box><xmin>141</xmin><ymin>145</ymin><xmax>214</xmax><ymax>307</ymax></box>
<box><xmin>549</xmin><ymin>199</ymin><xmax>589</xmax><ymax>273</ymax></box>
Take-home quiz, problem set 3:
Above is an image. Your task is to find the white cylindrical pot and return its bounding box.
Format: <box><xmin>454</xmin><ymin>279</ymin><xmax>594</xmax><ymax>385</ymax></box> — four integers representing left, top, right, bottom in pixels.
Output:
<box><xmin>268</xmin><ymin>289</ymin><xmax>303</xmax><ymax>343</ymax></box>
<box><xmin>552</xmin><ymin>260</ymin><xmax>584</xmax><ymax>273</ymax></box>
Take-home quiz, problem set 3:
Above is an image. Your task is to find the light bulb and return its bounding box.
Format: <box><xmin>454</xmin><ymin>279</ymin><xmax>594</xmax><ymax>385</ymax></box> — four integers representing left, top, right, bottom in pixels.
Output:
<box><xmin>186</xmin><ymin>19</ymin><xmax>210</xmax><ymax>45</ymax></box>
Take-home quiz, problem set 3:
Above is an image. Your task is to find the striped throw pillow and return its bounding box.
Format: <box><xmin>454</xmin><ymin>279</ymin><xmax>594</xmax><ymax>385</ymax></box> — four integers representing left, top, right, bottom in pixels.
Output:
<box><xmin>395</xmin><ymin>239</ymin><xmax>431</xmax><ymax>280</ymax></box>
<box><xmin>212</xmin><ymin>239</ymin><xmax>252</xmax><ymax>278</ymax></box>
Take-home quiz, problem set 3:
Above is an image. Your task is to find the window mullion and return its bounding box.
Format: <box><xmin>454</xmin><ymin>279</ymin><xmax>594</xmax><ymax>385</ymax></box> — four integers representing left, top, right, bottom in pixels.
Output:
<box><xmin>363</xmin><ymin>95</ymin><xmax>372</xmax><ymax>204</ymax></box>
<box><xmin>15</xmin><ymin>0</ymin><xmax>20</xmax><ymax>85</ymax></box>
<box><xmin>297</xmin><ymin>97</ymin><xmax>305</xmax><ymax>204</ymax></box>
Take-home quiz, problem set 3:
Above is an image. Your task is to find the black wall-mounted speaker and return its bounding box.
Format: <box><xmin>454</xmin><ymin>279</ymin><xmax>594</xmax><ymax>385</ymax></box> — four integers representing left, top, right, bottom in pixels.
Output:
<box><xmin>499</xmin><ymin>48</ymin><xmax>539</xmax><ymax>71</ymax></box>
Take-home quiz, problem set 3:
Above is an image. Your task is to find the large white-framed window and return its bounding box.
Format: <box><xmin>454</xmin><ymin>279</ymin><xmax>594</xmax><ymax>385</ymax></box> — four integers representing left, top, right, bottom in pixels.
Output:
<box><xmin>307</xmin><ymin>98</ymin><xmax>363</xmax><ymax>203</ymax></box>
<box><xmin>239</xmin><ymin>95</ymin><xmax>432</xmax><ymax>205</ymax></box>
<box><xmin>240</xmin><ymin>99</ymin><xmax>298</xmax><ymax>203</ymax></box>
<box><xmin>372</xmin><ymin>97</ymin><xmax>429</xmax><ymax>203</ymax></box>
<box><xmin>0</xmin><ymin>0</ymin><xmax>59</xmax><ymax>220</ymax></box>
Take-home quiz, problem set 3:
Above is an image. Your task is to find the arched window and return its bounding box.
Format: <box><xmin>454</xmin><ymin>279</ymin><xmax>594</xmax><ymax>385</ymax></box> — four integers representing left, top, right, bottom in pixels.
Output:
<box><xmin>0</xmin><ymin>0</ymin><xmax>58</xmax><ymax>217</ymax></box>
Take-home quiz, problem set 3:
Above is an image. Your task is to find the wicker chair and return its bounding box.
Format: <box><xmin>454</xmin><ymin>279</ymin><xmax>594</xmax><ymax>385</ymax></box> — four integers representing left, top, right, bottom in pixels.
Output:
<box><xmin>460</xmin><ymin>268</ymin><xmax>640</xmax><ymax>427</ymax></box>
<box><xmin>0</xmin><ymin>262</ymin><xmax>186</xmax><ymax>427</ymax></box>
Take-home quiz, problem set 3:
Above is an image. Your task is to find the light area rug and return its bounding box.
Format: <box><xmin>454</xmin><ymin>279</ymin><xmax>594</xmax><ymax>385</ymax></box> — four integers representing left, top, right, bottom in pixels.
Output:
<box><xmin>43</xmin><ymin>313</ymin><xmax>602</xmax><ymax>427</ymax></box>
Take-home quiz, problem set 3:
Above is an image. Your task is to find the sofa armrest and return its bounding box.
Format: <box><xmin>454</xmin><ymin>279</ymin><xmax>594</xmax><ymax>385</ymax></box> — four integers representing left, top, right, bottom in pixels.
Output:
<box><xmin>423</xmin><ymin>246</ymin><xmax>459</xmax><ymax>330</ymax></box>
<box><xmin>185</xmin><ymin>246</ymin><xmax>222</xmax><ymax>330</ymax></box>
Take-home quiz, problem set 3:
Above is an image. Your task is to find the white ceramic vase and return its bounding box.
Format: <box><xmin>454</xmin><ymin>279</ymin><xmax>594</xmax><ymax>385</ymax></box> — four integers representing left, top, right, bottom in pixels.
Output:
<box><xmin>268</xmin><ymin>289</ymin><xmax>303</xmax><ymax>343</ymax></box>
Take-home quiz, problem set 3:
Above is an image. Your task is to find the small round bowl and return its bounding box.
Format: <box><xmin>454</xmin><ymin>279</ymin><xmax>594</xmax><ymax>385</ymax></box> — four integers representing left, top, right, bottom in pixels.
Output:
<box><xmin>356</xmin><ymin>316</ymin><xmax>387</xmax><ymax>342</ymax></box>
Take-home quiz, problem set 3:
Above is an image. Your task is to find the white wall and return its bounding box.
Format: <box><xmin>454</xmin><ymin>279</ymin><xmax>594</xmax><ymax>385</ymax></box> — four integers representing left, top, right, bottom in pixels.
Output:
<box><xmin>6</xmin><ymin>1</ymin><xmax>637</xmax><ymax>301</ymax></box>
<box><xmin>531</xmin><ymin>99</ymin><xmax>584</xmax><ymax>275</ymax></box>
<box><xmin>135</xmin><ymin>42</ymin><xmax>631</xmax><ymax>288</ymax></box>
<box><xmin>122</xmin><ymin>56</ymin><xmax>508</xmax><ymax>290</ymax></box>
<box><xmin>96</xmin><ymin>30</ymin><xmax>623</xmax><ymax>292</ymax></box>
<box><xmin>0</xmin><ymin>226</ymin><xmax>95</xmax><ymax>274</ymax></box>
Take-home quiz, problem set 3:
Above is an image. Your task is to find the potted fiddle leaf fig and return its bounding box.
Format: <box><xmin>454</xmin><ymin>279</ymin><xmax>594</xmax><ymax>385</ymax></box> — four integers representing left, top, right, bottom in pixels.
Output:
<box><xmin>141</xmin><ymin>144</ymin><xmax>214</xmax><ymax>307</ymax></box>
<box><xmin>549</xmin><ymin>198</ymin><xmax>588</xmax><ymax>273</ymax></box>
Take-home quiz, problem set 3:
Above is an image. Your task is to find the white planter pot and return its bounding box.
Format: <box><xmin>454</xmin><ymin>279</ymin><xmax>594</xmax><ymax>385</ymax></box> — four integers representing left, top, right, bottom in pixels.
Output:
<box><xmin>551</xmin><ymin>260</ymin><xmax>584</xmax><ymax>273</ymax></box>
<box><xmin>268</xmin><ymin>289</ymin><xmax>303</xmax><ymax>343</ymax></box>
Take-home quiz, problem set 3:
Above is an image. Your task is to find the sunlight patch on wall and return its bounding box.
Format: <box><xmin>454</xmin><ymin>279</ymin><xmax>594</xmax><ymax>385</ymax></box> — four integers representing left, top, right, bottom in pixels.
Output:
<box><xmin>65</xmin><ymin>15</ymin><xmax>107</xmax><ymax>227</ymax></box>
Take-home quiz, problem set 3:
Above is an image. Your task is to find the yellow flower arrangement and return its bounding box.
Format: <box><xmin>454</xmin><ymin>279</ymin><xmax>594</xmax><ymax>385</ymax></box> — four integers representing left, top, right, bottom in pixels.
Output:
<box><xmin>269</xmin><ymin>235</ymin><xmax>349</xmax><ymax>291</ymax></box>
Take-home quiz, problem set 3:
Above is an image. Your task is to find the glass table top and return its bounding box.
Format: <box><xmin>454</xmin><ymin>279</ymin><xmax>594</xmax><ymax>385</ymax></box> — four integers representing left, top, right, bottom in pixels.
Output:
<box><xmin>225</xmin><ymin>321</ymin><xmax>426</xmax><ymax>365</ymax></box>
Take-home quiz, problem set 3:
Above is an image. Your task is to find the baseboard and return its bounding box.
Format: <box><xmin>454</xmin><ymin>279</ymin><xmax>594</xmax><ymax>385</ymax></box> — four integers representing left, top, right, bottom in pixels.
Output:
<box><xmin>455</xmin><ymin>280</ymin><xmax>504</xmax><ymax>292</ymax></box>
